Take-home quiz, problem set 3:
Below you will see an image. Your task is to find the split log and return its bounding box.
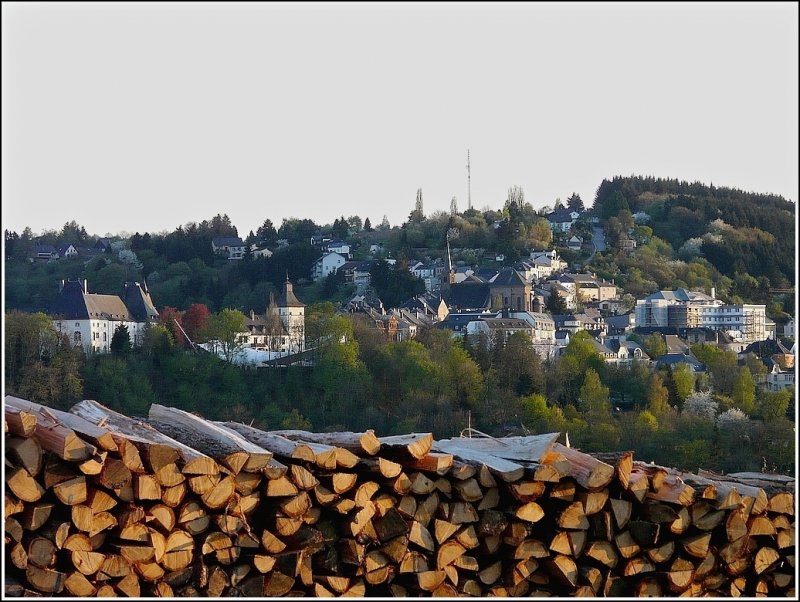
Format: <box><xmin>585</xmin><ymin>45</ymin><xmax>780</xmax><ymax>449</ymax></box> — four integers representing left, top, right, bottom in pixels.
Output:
<box><xmin>271</xmin><ymin>429</ymin><xmax>381</xmax><ymax>456</ymax></box>
<box><xmin>551</xmin><ymin>443</ymin><xmax>615</xmax><ymax>491</ymax></box>
<box><xmin>147</xmin><ymin>405</ymin><xmax>272</xmax><ymax>473</ymax></box>
<box><xmin>6</xmin><ymin>396</ymin><xmax>118</xmax><ymax>452</ymax></box>
<box><xmin>70</xmin><ymin>400</ymin><xmax>219</xmax><ymax>474</ymax></box>
<box><xmin>5</xmin><ymin>398</ymin><xmax>96</xmax><ymax>462</ymax></box>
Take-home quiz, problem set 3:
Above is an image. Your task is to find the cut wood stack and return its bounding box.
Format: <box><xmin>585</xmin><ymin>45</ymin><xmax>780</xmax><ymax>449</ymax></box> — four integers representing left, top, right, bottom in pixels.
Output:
<box><xmin>4</xmin><ymin>395</ymin><xmax>796</xmax><ymax>597</ymax></box>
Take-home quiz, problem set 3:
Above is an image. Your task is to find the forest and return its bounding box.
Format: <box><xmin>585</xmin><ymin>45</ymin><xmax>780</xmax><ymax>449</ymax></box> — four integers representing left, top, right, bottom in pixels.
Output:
<box><xmin>4</xmin><ymin>303</ymin><xmax>795</xmax><ymax>476</ymax></box>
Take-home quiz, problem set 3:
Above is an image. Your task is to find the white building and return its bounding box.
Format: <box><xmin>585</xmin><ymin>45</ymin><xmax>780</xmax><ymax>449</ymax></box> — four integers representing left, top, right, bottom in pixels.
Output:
<box><xmin>51</xmin><ymin>279</ymin><xmax>159</xmax><ymax>353</ymax></box>
<box><xmin>212</xmin><ymin>237</ymin><xmax>246</xmax><ymax>260</ymax></box>
<box><xmin>311</xmin><ymin>252</ymin><xmax>347</xmax><ymax>282</ymax></box>
<box><xmin>635</xmin><ymin>288</ymin><xmax>767</xmax><ymax>343</ymax></box>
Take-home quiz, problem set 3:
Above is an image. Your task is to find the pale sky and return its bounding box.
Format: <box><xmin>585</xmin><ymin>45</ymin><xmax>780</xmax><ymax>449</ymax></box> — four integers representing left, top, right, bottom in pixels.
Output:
<box><xmin>2</xmin><ymin>2</ymin><xmax>798</xmax><ymax>238</ymax></box>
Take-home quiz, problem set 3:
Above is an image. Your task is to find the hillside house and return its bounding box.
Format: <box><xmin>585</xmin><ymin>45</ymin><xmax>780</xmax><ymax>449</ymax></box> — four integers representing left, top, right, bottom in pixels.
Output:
<box><xmin>250</xmin><ymin>243</ymin><xmax>273</xmax><ymax>259</ymax></box>
<box><xmin>51</xmin><ymin>279</ymin><xmax>159</xmax><ymax>353</ymax></box>
<box><xmin>324</xmin><ymin>240</ymin><xmax>351</xmax><ymax>258</ymax></box>
<box><xmin>57</xmin><ymin>244</ymin><xmax>79</xmax><ymax>259</ymax></box>
<box><xmin>311</xmin><ymin>252</ymin><xmax>347</xmax><ymax>282</ymax></box>
<box><xmin>212</xmin><ymin>237</ymin><xmax>246</xmax><ymax>260</ymax></box>
<box><xmin>32</xmin><ymin>244</ymin><xmax>58</xmax><ymax>261</ymax></box>
<box><xmin>547</xmin><ymin>209</ymin><xmax>581</xmax><ymax>232</ymax></box>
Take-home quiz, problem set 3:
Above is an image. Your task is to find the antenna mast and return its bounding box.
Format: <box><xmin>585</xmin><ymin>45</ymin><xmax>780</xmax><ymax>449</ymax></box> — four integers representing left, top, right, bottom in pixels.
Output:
<box><xmin>466</xmin><ymin>149</ymin><xmax>472</xmax><ymax>210</ymax></box>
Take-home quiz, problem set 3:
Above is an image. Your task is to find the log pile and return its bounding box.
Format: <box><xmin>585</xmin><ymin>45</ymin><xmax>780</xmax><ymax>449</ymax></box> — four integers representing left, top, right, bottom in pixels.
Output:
<box><xmin>4</xmin><ymin>395</ymin><xmax>796</xmax><ymax>597</ymax></box>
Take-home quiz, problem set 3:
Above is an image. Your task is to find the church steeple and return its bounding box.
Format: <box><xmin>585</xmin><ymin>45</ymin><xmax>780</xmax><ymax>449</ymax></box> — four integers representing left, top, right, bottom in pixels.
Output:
<box><xmin>441</xmin><ymin>235</ymin><xmax>456</xmax><ymax>294</ymax></box>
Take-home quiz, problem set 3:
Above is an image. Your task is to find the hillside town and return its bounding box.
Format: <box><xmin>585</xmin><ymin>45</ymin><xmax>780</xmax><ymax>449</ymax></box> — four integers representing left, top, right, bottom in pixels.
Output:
<box><xmin>38</xmin><ymin>204</ymin><xmax>793</xmax><ymax>395</ymax></box>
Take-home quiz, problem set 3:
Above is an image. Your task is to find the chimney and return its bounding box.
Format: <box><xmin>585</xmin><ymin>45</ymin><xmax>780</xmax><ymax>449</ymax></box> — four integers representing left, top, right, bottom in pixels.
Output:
<box><xmin>711</xmin><ymin>287</ymin><xmax>715</xmax><ymax>299</ymax></box>
<box><xmin>60</xmin><ymin>279</ymin><xmax>65</xmax><ymax>293</ymax></box>
<box><xmin>83</xmin><ymin>279</ymin><xmax>88</xmax><ymax>294</ymax></box>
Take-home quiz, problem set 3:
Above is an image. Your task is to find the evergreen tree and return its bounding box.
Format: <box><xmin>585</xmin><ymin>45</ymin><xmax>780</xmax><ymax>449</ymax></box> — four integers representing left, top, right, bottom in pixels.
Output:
<box><xmin>110</xmin><ymin>324</ymin><xmax>132</xmax><ymax>356</ymax></box>
<box><xmin>567</xmin><ymin>193</ymin><xmax>584</xmax><ymax>212</ymax></box>
<box><xmin>363</xmin><ymin>217</ymin><xmax>373</xmax><ymax>231</ymax></box>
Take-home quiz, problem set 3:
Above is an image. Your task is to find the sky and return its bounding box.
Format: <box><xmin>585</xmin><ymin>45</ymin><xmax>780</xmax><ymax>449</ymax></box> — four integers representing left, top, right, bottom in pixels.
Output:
<box><xmin>2</xmin><ymin>2</ymin><xmax>798</xmax><ymax>239</ymax></box>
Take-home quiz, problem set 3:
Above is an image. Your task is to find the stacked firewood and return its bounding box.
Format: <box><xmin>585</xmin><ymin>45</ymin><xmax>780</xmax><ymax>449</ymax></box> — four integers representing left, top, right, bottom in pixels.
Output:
<box><xmin>4</xmin><ymin>395</ymin><xmax>796</xmax><ymax>597</ymax></box>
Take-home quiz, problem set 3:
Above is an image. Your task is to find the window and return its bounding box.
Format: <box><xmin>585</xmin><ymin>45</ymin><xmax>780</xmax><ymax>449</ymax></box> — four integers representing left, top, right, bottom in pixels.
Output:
<box><xmin>74</xmin><ymin>332</ymin><xmax>82</xmax><ymax>343</ymax></box>
<box><xmin>75</xmin><ymin>322</ymin><xmax>80</xmax><ymax>328</ymax></box>
<box><xmin>103</xmin><ymin>332</ymin><xmax>107</xmax><ymax>341</ymax></box>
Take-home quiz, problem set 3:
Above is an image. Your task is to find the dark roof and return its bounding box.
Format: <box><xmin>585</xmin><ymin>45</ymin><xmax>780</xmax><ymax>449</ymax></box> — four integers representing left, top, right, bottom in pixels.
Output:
<box><xmin>481</xmin><ymin>318</ymin><xmax>532</xmax><ymax>330</ymax></box>
<box><xmin>277</xmin><ymin>279</ymin><xmax>304</xmax><ymax>308</ymax></box>
<box><xmin>94</xmin><ymin>238</ymin><xmax>111</xmax><ymax>249</ymax></box>
<box><xmin>548</xmin><ymin>208</ymin><xmax>578</xmax><ymax>222</ymax></box>
<box><xmin>605</xmin><ymin>314</ymin><xmax>635</xmax><ymax>330</ymax></box>
<box><xmin>121</xmin><ymin>282</ymin><xmax>159</xmax><ymax>322</ymax></box>
<box><xmin>742</xmin><ymin>339</ymin><xmax>794</xmax><ymax>358</ymax></box>
<box><xmin>655</xmin><ymin>353</ymin><xmax>705</xmax><ymax>371</ymax></box>
<box><xmin>438</xmin><ymin>312</ymin><xmax>488</xmax><ymax>331</ymax></box>
<box><xmin>51</xmin><ymin>280</ymin><xmax>91</xmax><ymax>319</ymax></box>
<box><xmin>51</xmin><ymin>279</ymin><xmax>160</xmax><ymax>322</ymax></box>
<box><xmin>212</xmin><ymin>237</ymin><xmax>245</xmax><ymax>247</ymax></box>
<box><xmin>33</xmin><ymin>244</ymin><xmax>57</xmax><ymax>254</ymax></box>
<box><xmin>490</xmin><ymin>268</ymin><xmax>527</xmax><ymax>287</ymax></box>
<box><xmin>472</xmin><ymin>268</ymin><xmax>499</xmax><ymax>282</ymax></box>
<box><xmin>443</xmin><ymin>282</ymin><xmax>491</xmax><ymax>311</ymax></box>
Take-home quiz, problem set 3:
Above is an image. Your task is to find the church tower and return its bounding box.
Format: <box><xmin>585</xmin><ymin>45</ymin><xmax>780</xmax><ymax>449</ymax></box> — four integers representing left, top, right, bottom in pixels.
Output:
<box><xmin>276</xmin><ymin>276</ymin><xmax>305</xmax><ymax>353</ymax></box>
<box><xmin>440</xmin><ymin>236</ymin><xmax>456</xmax><ymax>295</ymax></box>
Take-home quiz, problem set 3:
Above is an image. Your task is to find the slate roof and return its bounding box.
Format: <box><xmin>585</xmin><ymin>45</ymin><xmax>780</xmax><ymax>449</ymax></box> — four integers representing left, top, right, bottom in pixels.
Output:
<box><xmin>121</xmin><ymin>282</ymin><xmax>159</xmax><ymax>322</ymax></box>
<box><xmin>490</xmin><ymin>269</ymin><xmax>527</xmax><ymax>287</ymax></box>
<box><xmin>438</xmin><ymin>312</ymin><xmax>490</xmax><ymax>332</ymax></box>
<box><xmin>33</xmin><ymin>244</ymin><xmax>57</xmax><ymax>255</ymax></box>
<box><xmin>480</xmin><ymin>318</ymin><xmax>532</xmax><ymax>330</ymax></box>
<box><xmin>443</xmin><ymin>281</ymin><xmax>491</xmax><ymax>311</ymax></box>
<box><xmin>645</xmin><ymin>288</ymin><xmax>715</xmax><ymax>303</ymax></box>
<box><xmin>472</xmin><ymin>268</ymin><xmax>499</xmax><ymax>282</ymax></box>
<box><xmin>276</xmin><ymin>279</ymin><xmax>305</xmax><ymax>308</ymax></box>
<box><xmin>655</xmin><ymin>353</ymin><xmax>705</xmax><ymax>371</ymax></box>
<box><xmin>547</xmin><ymin>209</ymin><xmax>579</xmax><ymax>223</ymax></box>
<box><xmin>741</xmin><ymin>338</ymin><xmax>793</xmax><ymax>358</ymax></box>
<box><xmin>51</xmin><ymin>279</ymin><xmax>160</xmax><ymax>323</ymax></box>
<box><xmin>605</xmin><ymin>314</ymin><xmax>635</xmax><ymax>331</ymax></box>
<box><xmin>212</xmin><ymin>237</ymin><xmax>245</xmax><ymax>247</ymax></box>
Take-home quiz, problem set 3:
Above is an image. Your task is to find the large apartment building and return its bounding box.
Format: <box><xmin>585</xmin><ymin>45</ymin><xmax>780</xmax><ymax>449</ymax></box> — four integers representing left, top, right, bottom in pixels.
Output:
<box><xmin>635</xmin><ymin>288</ymin><xmax>766</xmax><ymax>343</ymax></box>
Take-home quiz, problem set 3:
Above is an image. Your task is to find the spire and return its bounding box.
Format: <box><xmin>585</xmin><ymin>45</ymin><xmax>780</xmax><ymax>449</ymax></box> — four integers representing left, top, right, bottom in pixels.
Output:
<box><xmin>276</xmin><ymin>277</ymin><xmax>305</xmax><ymax>308</ymax></box>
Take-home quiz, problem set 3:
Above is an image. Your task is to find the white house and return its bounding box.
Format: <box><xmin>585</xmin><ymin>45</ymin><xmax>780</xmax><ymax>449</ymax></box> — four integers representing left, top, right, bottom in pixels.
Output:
<box><xmin>311</xmin><ymin>252</ymin><xmax>347</xmax><ymax>282</ymax></box>
<box><xmin>784</xmin><ymin>318</ymin><xmax>795</xmax><ymax>339</ymax></box>
<box><xmin>529</xmin><ymin>250</ymin><xmax>568</xmax><ymax>278</ymax></box>
<box><xmin>547</xmin><ymin>209</ymin><xmax>581</xmax><ymax>232</ymax></box>
<box><xmin>324</xmin><ymin>241</ymin><xmax>351</xmax><ymax>259</ymax></box>
<box><xmin>250</xmin><ymin>243</ymin><xmax>273</xmax><ymax>259</ymax></box>
<box><xmin>766</xmin><ymin>363</ymin><xmax>795</xmax><ymax>392</ymax></box>
<box><xmin>51</xmin><ymin>279</ymin><xmax>159</xmax><ymax>354</ymax></box>
<box><xmin>212</xmin><ymin>237</ymin><xmax>246</xmax><ymax>260</ymax></box>
<box><xmin>57</xmin><ymin>244</ymin><xmax>79</xmax><ymax>259</ymax></box>
<box><xmin>567</xmin><ymin>236</ymin><xmax>582</xmax><ymax>250</ymax></box>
